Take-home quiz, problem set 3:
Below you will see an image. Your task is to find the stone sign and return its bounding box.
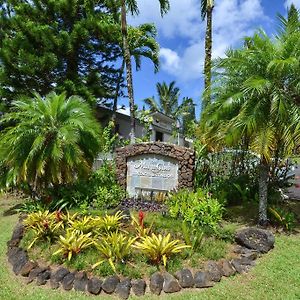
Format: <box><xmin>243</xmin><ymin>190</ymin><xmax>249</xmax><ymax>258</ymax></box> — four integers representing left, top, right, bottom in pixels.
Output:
<box><xmin>127</xmin><ymin>154</ymin><xmax>179</xmax><ymax>197</ymax></box>
<box><xmin>116</xmin><ymin>142</ymin><xmax>195</xmax><ymax>198</ymax></box>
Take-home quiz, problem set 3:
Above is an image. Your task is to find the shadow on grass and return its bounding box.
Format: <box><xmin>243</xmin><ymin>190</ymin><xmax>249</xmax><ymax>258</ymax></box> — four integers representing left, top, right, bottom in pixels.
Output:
<box><xmin>2</xmin><ymin>203</ymin><xmax>23</xmax><ymax>216</ymax></box>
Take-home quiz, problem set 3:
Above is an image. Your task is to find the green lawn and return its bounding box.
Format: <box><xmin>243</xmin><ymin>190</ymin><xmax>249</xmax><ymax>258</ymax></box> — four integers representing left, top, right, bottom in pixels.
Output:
<box><xmin>1</xmin><ymin>195</ymin><xmax>300</xmax><ymax>300</ymax></box>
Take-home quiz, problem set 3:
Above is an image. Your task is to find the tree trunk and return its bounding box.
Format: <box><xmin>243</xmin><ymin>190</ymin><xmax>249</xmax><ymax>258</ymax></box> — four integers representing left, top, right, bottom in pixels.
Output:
<box><xmin>258</xmin><ymin>158</ymin><xmax>269</xmax><ymax>226</ymax></box>
<box><xmin>112</xmin><ymin>59</ymin><xmax>125</xmax><ymax>132</ymax></box>
<box><xmin>121</xmin><ymin>0</ymin><xmax>135</xmax><ymax>144</ymax></box>
<box><xmin>203</xmin><ymin>5</ymin><xmax>213</xmax><ymax>111</ymax></box>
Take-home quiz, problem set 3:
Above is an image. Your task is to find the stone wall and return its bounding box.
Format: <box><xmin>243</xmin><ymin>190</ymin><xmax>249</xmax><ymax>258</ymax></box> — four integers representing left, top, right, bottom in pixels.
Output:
<box><xmin>115</xmin><ymin>142</ymin><xmax>195</xmax><ymax>191</ymax></box>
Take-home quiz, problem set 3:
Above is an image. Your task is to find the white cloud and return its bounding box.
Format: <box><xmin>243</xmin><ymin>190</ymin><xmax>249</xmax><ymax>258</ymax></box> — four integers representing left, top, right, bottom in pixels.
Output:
<box><xmin>129</xmin><ymin>0</ymin><xmax>267</xmax><ymax>82</ymax></box>
<box><xmin>285</xmin><ymin>0</ymin><xmax>300</xmax><ymax>8</ymax></box>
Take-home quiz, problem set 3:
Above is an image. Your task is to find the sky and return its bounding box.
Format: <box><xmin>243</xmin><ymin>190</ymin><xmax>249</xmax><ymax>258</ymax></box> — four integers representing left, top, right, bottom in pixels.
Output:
<box><xmin>117</xmin><ymin>0</ymin><xmax>300</xmax><ymax>117</ymax></box>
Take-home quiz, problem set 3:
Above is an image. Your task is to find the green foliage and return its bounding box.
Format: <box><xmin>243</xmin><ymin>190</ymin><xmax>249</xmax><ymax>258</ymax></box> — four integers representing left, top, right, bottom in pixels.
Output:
<box><xmin>0</xmin><ymin>92</ymin><xmax>101</xmax><ymax>195</ymax></box>
<box><xmin>49</xmin><ymin>161</ymin><xmax>124</xmax><ymax>210</ymax></box>
<box><xmin>69</xmin><ymin>216</ymin><xmax>96</xmax><ymax>234</ymax></box>
<box><xmin>181</xmin><ymin>222</ymin><xmax>204</xmax><ymax>254</ymax></box>
<box><xmin>0</xmin><ymin>0</ymin><xmax>123</xmax><ymax>107</ymax></box>
<box><xmin>24</xmin><ymin>211</ymin><xmax>63</xmax><ymax>248</ymax></box>
<box><xmin>97</xmin><ymin>211</ymin><xmax>124</xmax><ymax>234</ymax></box>
<box><xmin>18</xmin><ymin>199</ymin><xmax>47</xmax><ymax>214</ymax></box>
<box><xmin>167</xmin><ymin>189</ymin><xmax>224</xmax><ymax>232</ymax></box>
<box><xmin>268</xmin><ymin>206</ymin><xmax>296</xmax><ymax>232</ymax></box>
<box><xmin>133</xmin><ymin>233</ymin><xmax>190</xmax><ymax>267</ymax></box>
<box><xmin>94</xmin><ymin>185</ymin><xmax>125</xmax><ymax>210</ymax></box>
<box><xmin>53</xmin><ymin>229</ymin><xmax>94</xmax><ymax>261</ymax></box>
<box><xmin>93</xmin><ymin>232</ymin><xmax>136</xmax><ymax>273</ymax></box>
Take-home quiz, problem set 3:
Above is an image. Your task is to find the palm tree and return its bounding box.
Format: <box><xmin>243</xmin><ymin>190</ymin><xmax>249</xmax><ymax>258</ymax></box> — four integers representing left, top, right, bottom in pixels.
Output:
<box><xmin>112</xmin><ymin>23</ymin><xmax>159</xmax><ymax>128</ymax></box>
<box><xmin>144</xmin><ymin>81</ymin><xmax>196</xmax><ymax>135</ymax></box>
<box><xmin>120</xmin><ymin>0</ymin><xmax>170</xmax><ymax>143</ymax></box>
<box><xmin>202</xmin><ymin>7</ymin><xmax>300</xmax><ymax>225</ymax></box>
<box><xmin>144</xmin><ymin>81</ymin><xmax>180</xmax><ymax>115</ymax></box>
<box><xmin>201</xmin><ymin>0</ymin><xmax>214</xmax><ymax>111</ymax></box>
<box><xmin>0</xmin><ymin>92</ymin><xmax>101</xmax><ymax>196</ymax></box>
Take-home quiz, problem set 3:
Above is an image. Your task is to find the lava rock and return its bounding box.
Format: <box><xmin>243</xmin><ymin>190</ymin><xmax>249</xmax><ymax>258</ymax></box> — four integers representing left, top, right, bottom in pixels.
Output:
<box><xmin>7</xmin><ymin>247</ymin><xmax>22</xmax><ymax>264</ymax></box>
<box><xmin>205</xmin><ymin>261</ymin><xmax>222</xmax><ymax>282</ymax></box>
<box><xmin>150</xmin><ymin>272</ymin><xmax>164</xmax><ymax>295</ymax></box>
<box><xmin>87</xmin><ymin>277</ymin><xmax>102</xmax><ymax>295</ymax></box>
<box><xmin>11</xmin><ymin>223</ymin><xmax>25</xmax><ymax>241</ymax></box>
<box><xmin>220</xmin><ymin>260</ymin><xmax>236</xmax><ymax>277</ymax></box>
<box><xmin>12</xmin><ymin>250</ymin><xmax>28</xmax><ymax>275</ymax></box>
<box><xmin>50</xmin><ymin>267</ymin><xmax>69</xmax><ymax>283</ymax></box>
<box><xmin>235</xmin><ymin>227</ymin><xmax>275</xmax><ymax>253</ymax></box>
<box><xmin>102</xmin><ymin>275</ymin><xmax>120</xmax><ymax>294</ymax></box>
<box><xmin>231</xmin><ymin>259</ymin><xmax>250</xmax><ymax>274</ymax></box>
<box><xmin>131</xmin><ymin>279</ymin><xmax>146</xmax><ymax>296</ymax></box>
<box><xmin>74</xmin><ymin>271</ymin><xmax>88</xmax><ymax>292</ymax></box>
<box><xmin>62</xmin><ymin>272</ymin><xmax>76</xmax><ymax>291</ymax></box>
<box><xmin>36</xmin><ymin>270</ymin><xmax>51</xmax><ymax>286</ymax></box>
<box><xmin>27</xmin><ymin>267</ymin><xmax>48</xmax><ymax>284</ymax></box>
<box><xmin>163</xmin><ymin>272</ymin><xmax>181</xmax><ymax>293</ymax></box>
<box><xmin>194</xmin><ymin>271</ymin><xmax>214</xmax><ymax>288</ymax></box>
<box><xmin>20</xmin><ymin>261</ymin><xmax>38</xmax><ymax>277</ymax></box>
<box><xmin>175</xmin><ymin>269</ymin><xmax>194</xmax><ymax>288</ymax></box>
<box><xmin>115</xmin><ymin>278</ymin><xmax>131</xmax><ymax>299</ymax></box>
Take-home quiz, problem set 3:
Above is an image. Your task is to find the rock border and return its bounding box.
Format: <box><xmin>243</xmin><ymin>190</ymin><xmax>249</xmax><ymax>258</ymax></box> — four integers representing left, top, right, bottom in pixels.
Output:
<box><xmin>7</xmin><ymin>220</ymin><xmax>274</xmax><ymax>299</ymax></box>
<box><xmin>115</xmin><ymin>142</ymin><xmax>195</xmax><ymax>190</ymax></box>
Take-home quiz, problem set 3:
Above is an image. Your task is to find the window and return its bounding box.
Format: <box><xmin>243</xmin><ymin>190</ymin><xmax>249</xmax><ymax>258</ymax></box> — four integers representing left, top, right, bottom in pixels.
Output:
<box><xmin>155</xmin><ymin>131</ymin><xmax>163</xmax><ymax>142</ymax></box>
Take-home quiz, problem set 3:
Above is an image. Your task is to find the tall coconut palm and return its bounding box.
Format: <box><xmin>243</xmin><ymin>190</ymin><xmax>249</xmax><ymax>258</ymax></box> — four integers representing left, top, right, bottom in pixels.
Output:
<box><xmin>201</xmin><ymin>0</ymin><xmax>214</xmax><ymax>111</ymax></box>
<box><xmin>112</xmin><ymin>23</ymin><xmax>159</xmax><ymax>128</ymax></box>
<box><xmin>202</xmin><ymin>7</ymin><xmax>300</xmax><ymax>225</ymax></box>
<box><xmin>144</xmin><ymin>81</ymin><xmax>180</xmax><ymax>115</ymax></box>
<box><xmin>0</xmin><ymin>92</ymin><xmax>101</xmax><ymax>195</ymax></box>
<box><xmin>121</xmin><ymin>0</ymin><xmax>170</xmax><ymax>143</ymax></box>
<box><xmin>144</xmin><ymin>81</ymin><xmax>196</xmax><ymax>135</ymax></box>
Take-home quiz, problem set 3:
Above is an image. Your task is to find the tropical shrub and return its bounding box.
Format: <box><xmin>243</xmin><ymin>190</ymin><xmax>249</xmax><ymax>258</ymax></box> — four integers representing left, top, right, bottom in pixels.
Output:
<box><xmin>49</xmin><ymin>161</ymin><xmax>124</xmax><ymax>210</ymax></box>
<box><xmin>93</xmin><ymin>232</ymin><xmax>136</xmax><ymax>272</ymax></box>
<box><xmin>94</xmin><ymin>185</ymin><xmax>125</xmax><ymax>209</ymax></box>
<box><xmin>134</xmin><ymin>233</ymin><xmax>190</xmax><ymax>267</ymax></box>
<box><xmin>181</xmin><ymin>221</ymin><xmax>204</xmax><ymax>254</ymax></box>
<box><xmin>0</xmin><ymin>92</ymin><xmax>101</xmax><ymax>196</ymax></box>
<box><xmin>24</xmin><ymin>211</ymin><xmax>64</xmax><ymax>248</ymax></box>
<box><xmin>167</xmin><ymin>189</ymin><xmax>224</xmax><ymax>232</ymax></box>
<box><xmin>268</xmin><ymin>206</ymin><xmax>296</xmax><ymax>232</ymax></box>
<box><xmin>53</xmin><ymin>229</ymin><xmax>94</xmax><ymax>260</ymax></box>
<box><xmin>97</xmin><ymin>211</ymin><xmax>124</xmax><ymax>234</ymax></box>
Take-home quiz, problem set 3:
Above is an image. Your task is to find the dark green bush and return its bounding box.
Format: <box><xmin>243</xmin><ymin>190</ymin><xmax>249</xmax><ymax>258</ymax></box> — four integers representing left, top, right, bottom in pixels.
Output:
<box><xmin>48</xmin><ymin>161</ymin><xmax>125</xmax><ymax>210</ymax></box>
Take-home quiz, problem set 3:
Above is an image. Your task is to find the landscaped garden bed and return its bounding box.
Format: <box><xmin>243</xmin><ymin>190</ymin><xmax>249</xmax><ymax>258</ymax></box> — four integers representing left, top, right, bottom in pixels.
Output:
<box><xmin>7</xmin><ymin>204</ymin><xmax>275</xmax><ymax>299</ymax></box>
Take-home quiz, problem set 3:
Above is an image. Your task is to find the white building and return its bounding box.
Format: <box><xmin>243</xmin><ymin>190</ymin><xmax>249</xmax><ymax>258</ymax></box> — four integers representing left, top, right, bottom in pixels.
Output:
<box><xmin>96</xmin><ymin>106</ymin><xmax>191</xmax><ymax>147</ymax></box>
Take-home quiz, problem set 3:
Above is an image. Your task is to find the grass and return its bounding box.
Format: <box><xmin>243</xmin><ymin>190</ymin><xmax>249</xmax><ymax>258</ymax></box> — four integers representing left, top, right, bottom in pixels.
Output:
<box><xmin>1</xmin><ymin>195</ymin><xmax>300</xmax><ymax>299</ymax></box>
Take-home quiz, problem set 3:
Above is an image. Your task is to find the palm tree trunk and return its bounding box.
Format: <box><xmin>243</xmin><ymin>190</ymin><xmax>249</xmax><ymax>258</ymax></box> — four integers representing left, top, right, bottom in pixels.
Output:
<box><xmin>112</xmin><ymin>59</ymin><xmax>125</xmax><ymax>132</ymax></box>
<box><xmin>203</xmin><ymin>5</ymin><xmax>213</xmax><ymax>111</ymax></box>
<box><xmin>258</xmin><ymin>158</ymin><xmax>269</xmax><ymax>226</ymax></box>
<box><xmin>121</xmin><ymin>0</ymin><xmax>135</xmax><ymax>144</ymax></box>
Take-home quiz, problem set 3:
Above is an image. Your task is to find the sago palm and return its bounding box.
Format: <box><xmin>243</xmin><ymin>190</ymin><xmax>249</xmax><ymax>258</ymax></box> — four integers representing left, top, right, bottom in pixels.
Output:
<box><xmin>0</xmin><ymin>92</ymin><xmax>101</xmax><ymax>195</ymax></box>
<box><xmin>202</xmin><ymin>7</ymin><xmax>300</xmax><ymax>224</ymax></box>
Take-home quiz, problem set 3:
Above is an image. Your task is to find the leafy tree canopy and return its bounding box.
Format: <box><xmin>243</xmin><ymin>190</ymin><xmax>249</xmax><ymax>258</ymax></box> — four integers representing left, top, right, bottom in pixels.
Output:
<box><xmin>0</xmin><ymin>0</ymin><xmax>124</xmax><ymax>109</ymax></box>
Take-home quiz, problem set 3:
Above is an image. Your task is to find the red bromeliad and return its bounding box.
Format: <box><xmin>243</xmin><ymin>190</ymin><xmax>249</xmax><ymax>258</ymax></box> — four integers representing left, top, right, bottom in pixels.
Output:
<box><xmin>138</xmin><ymin>211</ymin><xmax>145</xmax><ymax>229</ymax></box>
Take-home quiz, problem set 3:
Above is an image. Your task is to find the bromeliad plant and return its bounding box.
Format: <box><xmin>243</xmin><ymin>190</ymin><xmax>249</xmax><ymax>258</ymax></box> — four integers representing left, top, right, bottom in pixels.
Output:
<box><xmin>93</xmin><ymin>232</ymin><xmax>136</xmax><ymax>272</ymax></box>
<box><xmin>133</xmin><ymin>233</ymin><xmax>190</xmax><ymax>267</ymax></box>
<box><xmin>24</xmin><ymin>211</ymin><xmax>64</xmax><ymax>249</ymax></box>
<box><xmin>95</xmin><ymin>211</ymin><xmax>124</xmax><ymax>234</ymax></box>
<box><xmin>69</xmin><ymin>216</ymin><xmax>95</xmax><ymax>234</ymax></box>
<box><xmin>131</xmin><ymin>211</ymin><xmax>153</xmax><ymax>237</ymax></box>
<box><xmin>53</xmin><ymin>229</ymin><xmax>94</xmax><ymax>261</ymax></box>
